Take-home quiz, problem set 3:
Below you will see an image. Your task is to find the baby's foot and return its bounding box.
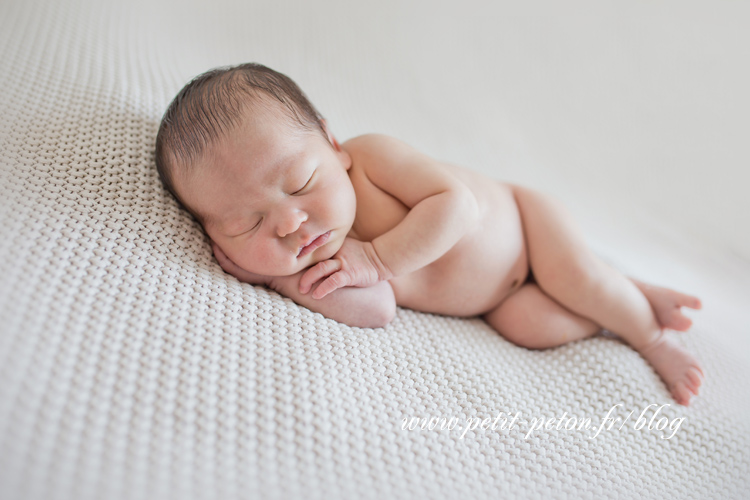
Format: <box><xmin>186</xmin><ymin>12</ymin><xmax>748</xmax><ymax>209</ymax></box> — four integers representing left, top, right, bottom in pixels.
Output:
<box><xmin>639</xmin><ymin>332</ymin><xmax>704</xmax><ymax>406</ymax></box>
<box><xmin>633</xmin><ymin>280</ymin><xmax>702</xmax><ymax>332</ymax></box>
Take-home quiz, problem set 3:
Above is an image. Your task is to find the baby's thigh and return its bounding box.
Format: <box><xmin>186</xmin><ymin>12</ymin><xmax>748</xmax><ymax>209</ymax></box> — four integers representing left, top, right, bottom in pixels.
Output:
<box><xmin>483</xmin><ymin>283</ymin><xmax>600</xmax><ymax>349</ymax></box>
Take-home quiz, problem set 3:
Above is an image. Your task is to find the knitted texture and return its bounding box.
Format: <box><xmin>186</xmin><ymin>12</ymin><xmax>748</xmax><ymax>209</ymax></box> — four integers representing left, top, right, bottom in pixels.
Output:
<box><xmin>1</xmin><ymin>1</ymin><xmax>748</xmax><ymax>499</ymax></box>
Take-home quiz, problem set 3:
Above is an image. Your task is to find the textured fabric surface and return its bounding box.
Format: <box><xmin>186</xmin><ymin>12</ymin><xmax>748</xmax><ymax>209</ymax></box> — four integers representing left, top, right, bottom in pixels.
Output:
<box><xmin>1</xmin><ymin>0</ymin><xmax>749</xmax><ymax>499</ymax></box>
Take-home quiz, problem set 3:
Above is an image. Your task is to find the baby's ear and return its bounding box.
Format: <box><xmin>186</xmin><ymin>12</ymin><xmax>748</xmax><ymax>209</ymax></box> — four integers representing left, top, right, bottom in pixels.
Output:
<box><xmin>320</xmin><ymin>119</ymin><xmax>341</xmax><ymax>151</ymax></box>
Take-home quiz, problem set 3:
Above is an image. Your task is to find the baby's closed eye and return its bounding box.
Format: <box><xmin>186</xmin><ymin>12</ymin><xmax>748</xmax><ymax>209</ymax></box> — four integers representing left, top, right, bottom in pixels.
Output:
<box><xmin>291</xmin><ymin>171</ymin><xmax>315</xmax><ymax>195</ymax></box>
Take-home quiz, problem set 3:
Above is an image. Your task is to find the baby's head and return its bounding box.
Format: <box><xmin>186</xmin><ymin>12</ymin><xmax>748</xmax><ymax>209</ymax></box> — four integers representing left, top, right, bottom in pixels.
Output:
<box><xmin>156</xmin><ymin>63</ymin><xmax>356</xmax><ymax>276</ymax></box>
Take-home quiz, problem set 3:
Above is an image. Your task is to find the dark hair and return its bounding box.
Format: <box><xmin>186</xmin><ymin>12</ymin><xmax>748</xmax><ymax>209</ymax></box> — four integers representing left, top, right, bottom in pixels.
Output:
<box><xmin>154</xmin><ymin>62</ymin><xmax>327</xmax><ymax>222</ymax></box>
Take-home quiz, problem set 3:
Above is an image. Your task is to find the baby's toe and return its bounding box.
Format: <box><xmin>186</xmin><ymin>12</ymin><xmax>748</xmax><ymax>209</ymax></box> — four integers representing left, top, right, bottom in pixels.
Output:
<box><xmin>672</xmin><ymin>381</ymin><xmax>693</xmax><ymax>406</ymax></box>
<box><xmin>667</xmin><ymin>311</ymin><xmax>693</xmax><ymax>332</ymax></box>
<box><xmin>685</xmin><ymin>371</ymin><xmax>702</xmax><ymax>395</ymax></box>
<box><xmin>678</xmin><ymin>293</ymin><xmax>702</xmax><ymax>310</ymax></box>
<box><xmin>687</xmin><ymin>366</ymin><xmax>704</xmax><ymax>389</ymax></box>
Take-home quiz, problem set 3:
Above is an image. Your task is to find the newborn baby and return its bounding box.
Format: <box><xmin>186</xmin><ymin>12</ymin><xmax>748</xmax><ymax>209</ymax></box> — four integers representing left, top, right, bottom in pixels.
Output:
<box><xmin>155</xmin><ymin>63</ymin><xmax>704</xmax><ymax>406</ymax></box>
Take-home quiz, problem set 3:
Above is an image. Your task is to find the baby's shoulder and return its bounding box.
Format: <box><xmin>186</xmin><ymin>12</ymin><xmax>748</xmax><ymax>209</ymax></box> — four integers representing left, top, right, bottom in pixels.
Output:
<box><xmin>342</xmin><ymin>133</ymin><xmax>424</xmax><ymax>168</ymax></box>
<box><xmin>343</xmin><ymin>132</ymin><xmax>409</xmax><ymax>149</ymax></box>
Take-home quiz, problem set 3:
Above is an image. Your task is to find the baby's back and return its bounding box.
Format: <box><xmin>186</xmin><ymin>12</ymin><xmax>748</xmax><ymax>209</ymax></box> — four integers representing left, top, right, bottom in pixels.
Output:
<box><xmin>343</xmin><ymin>136</ymin><xmax>529</xmax><ymax>317</ymax></box>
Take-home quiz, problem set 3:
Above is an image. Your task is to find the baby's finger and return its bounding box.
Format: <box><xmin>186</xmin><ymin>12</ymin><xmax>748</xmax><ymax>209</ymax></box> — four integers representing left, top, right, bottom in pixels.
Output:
<box><xmin>300</xmin><ymin>259</ymin><xmax>341</xmax><ymax>293</ymax></box>
<box><xmin>312</xmin><ymin>271</ymin><xmax>350</xmax><ymax>300</ymax></box>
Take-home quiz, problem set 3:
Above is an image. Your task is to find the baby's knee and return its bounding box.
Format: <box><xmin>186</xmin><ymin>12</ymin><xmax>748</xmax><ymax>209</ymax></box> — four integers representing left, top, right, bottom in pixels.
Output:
<box><xmin>483</xmin><ymin>283</ymin><xmax>600</xmax><ymax>349</ymax></box>
<box><xmin>493</xmin><ymin>316</ymin><xmax>592</xmax><ymax>350</ymax></box>
<box><xmin>484</xmin><ymin>292</ymin><xmax>551</xmax><ymax>349</ymax></box>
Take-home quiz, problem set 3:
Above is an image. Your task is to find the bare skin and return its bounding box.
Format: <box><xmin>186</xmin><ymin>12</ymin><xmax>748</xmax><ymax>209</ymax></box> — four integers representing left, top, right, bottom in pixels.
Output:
<box><xmin>175</xmin><ymin>104</ymin><xmax>704</xmax><ymax>406</ymax></box>
<box><xmin>632</xmin><ymin>278</ymin><xmax>702</xmax><ymax>332</ymax></box>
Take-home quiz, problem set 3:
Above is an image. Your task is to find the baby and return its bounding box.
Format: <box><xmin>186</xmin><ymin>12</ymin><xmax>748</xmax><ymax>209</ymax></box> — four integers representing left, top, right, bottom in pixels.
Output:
<box><xmin>155</xmin><ymin>63</ymin><xmax>704</xmax><ymax>406</ymax></box>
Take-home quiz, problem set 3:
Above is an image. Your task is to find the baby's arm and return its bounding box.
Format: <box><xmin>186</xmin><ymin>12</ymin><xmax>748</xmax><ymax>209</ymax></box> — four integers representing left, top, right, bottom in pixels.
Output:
<box><xmin>300</xmin><ymin>134</ymin><xmax>480</xmax><ymax>298</ymax></box>
<box><xmin>212</xmin><ymin>242</ymin><xmax>396</xmax><ymax>328</ymax></box>
<box><xmin>270</xmin><ymin>272</ymin><xmax>396</xmax><ymax>328</ymax></box>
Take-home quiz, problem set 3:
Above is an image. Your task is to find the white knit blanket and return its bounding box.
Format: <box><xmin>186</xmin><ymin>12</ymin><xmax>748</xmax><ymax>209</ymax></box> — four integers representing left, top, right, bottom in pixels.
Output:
<box><xmin>1</xmin><ymin>0</ymin><xmax>748</xmax><ymax>499</ymax></box>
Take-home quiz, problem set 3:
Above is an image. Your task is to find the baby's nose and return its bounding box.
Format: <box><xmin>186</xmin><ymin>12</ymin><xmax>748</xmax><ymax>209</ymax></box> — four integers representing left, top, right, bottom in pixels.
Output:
<box><xmin>276</xmin><ymin>208</ymin><xmax>308</xmax><ymax>237</ymax></box>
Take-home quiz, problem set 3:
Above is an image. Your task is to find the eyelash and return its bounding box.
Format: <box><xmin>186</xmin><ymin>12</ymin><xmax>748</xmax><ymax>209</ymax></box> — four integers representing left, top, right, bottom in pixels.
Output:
<box><xmin>292</xmin><ymin>174</ymin><xmax>313</xmax><ymax>195</ymax></box>
<box><xmin>233</xmin><ymin>218</ymin><xmax>261</xmax><ymax>237</ymax></box>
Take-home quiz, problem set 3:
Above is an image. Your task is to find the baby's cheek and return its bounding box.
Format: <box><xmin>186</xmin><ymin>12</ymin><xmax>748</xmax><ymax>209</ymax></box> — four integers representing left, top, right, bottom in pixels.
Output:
<box><xmin>324</xmin><ymin>178</ymin><xmax>356</xmax><ymax>222</ymax></box>
<box><xmin>256</xmin><ymin>243</ymin><xmax>296</xmax><ymax>276</ymax></box>
<box><xmin>226</xmin><ymin>242</ymin><xmax>264</xmax><ymax>273</ymax></box>
<box><xmin>249</xmin><ymin>247</ymin><xmax>274</xmax><ymax>274</ymax></box>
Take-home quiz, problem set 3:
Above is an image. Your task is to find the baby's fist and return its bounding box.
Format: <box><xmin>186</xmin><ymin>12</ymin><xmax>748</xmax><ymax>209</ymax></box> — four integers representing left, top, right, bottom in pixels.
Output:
<box><xmin>299</xmin><ymin>238</ymin><xmax>392</xmax><ymax>299</ymax></box>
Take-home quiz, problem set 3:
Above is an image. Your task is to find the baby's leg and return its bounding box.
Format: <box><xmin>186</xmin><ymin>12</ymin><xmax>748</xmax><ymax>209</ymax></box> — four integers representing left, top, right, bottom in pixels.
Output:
<box><xmin>483</xmin><ymin>282</ymin><xmax>601</xmax><ymax>349</ymax></box>
<box><xmin>511</xmin><ymin>185</ymin><xmax>704</xmax><ymax>405</ymax></box>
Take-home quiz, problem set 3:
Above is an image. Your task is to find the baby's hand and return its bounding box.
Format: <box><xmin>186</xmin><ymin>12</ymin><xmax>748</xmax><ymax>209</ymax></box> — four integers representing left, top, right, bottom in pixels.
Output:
<box><xmin>299</xmin><ymin>238</ymin><xmax>393</xmax><ymax>299</ymax></box>
<box><xmin>211</xmin><ymin>241</ymin><xmax>271</xmax><ymax>287</ymax></box>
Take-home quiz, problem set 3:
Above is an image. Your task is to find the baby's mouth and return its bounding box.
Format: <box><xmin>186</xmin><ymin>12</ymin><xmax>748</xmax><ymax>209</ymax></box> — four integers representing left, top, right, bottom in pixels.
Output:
<box><xmin>297</xmin><ymin>231</ymin><xmax>331</xmax><ymax>258</ymax></box>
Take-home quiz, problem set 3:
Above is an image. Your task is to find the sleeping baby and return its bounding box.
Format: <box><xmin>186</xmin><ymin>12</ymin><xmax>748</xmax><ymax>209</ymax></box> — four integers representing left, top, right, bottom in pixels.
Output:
<box><xmin>155</xmin><ymin>63</ymin><xmax>704</xmax><ymax>406</ymax></box>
